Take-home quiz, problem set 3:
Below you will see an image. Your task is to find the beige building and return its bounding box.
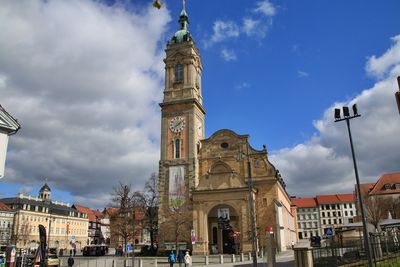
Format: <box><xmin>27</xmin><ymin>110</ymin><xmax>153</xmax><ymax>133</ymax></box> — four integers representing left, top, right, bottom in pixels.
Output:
<box><xmin>1</xmin><ymin>183</ymin><xmax>88</xmax><ymax>250</ymax></box>
<box><xmin>158</xmin><ymin>5</ymin><xmax>295</xmax><ymax>255</ymax></box>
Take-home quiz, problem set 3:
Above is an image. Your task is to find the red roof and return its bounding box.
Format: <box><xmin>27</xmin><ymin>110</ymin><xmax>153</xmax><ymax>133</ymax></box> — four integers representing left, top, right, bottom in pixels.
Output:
<box><xmin>316</xmin><ymin>194</ymin><xmax>355</xmax><ymax>204</ymax></box>
<box><xmin>360</xmin><ymin>183</ymin><xmax>375</xmax><ymax>196</ymax></box>
<box><xmin>0</xmin><ymin>202</ymin><xmax>12</xmax><ymax>211</ymax></box>
<box><xmin>337</xmin><ymin>193</ymin><xmax>355</xmax><ymax>202</ymax></box>
<box><xmin>73</xmin><ymin>204</ymin><xmax>99</xmax><ymax>222</ymax></box>
<box><xmin>368</xmin><ymin>173</ymin><xmax>400</xmax><ymax>195</ymax></box>
<box><xmin>291</xmin><ymin>197</ymin><xmax>317</xmax><ymax>208</ymax></box>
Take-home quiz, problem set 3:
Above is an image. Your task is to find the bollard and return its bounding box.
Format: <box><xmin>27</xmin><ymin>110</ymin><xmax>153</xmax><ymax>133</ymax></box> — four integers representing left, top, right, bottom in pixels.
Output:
<box><xmin>240</xmin><ymin>253</ymin><xmax>244</xmax><ymax>262</ymax></box>
<box><xmin>231</xmin><ymin>254</ymin><xmax>235</xmax><ymax>263</ymax></box>
<box><xmin>112</xmin><ymin>259</ymin><xmax>115</xmax><ymax>267</ymax></box>
<box><xmin>248</xmin><ymin>252</ymin><xmax>251</xmax><ymax>260</ymax></box>
<box><xmin>154</xmin><ymin>258</ymin><xmax>158</xmax><ymax>267</ymax></box>
<box><xmin>139</xmin><ymin>259</ymin><xmax>143</xmax><ymax>267</ymax></box>
<box><xmin>205</xmin><ymin>255</ymin><xmax>209</xmax><ymax>265</ymax></box>
<box><xmin>219</xmin><ymin>254</ymin><xmax>224</xmax><ymax>264</ymax></box>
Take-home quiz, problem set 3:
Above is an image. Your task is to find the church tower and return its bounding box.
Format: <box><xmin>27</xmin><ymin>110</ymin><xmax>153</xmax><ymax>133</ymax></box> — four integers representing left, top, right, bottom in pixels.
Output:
<box><xmin>158</xmin><ymin>2</ymin><xmax>205</xmax><ymax>247</ymax></box>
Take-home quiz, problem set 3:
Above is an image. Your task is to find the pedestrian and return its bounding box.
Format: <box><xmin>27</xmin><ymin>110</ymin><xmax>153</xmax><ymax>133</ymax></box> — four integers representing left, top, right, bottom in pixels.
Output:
<box><xmin>184</xmin><ymin>251</ymin><xmax>191</xmax><ymax>267</ymax></box>
<box><xmin>177</xmin><ymin>250</ymin><xmax>184</xmax><ymax>267</ymax></box>
<box><xmin>68</xmin><ymin>256</ymin><xmax>74</xmax><ymax>267</ymax></box>
<box><xmin>168</xmin><ymin>250</ymin><xmax>176</xmax><ymax>267</ymax></box>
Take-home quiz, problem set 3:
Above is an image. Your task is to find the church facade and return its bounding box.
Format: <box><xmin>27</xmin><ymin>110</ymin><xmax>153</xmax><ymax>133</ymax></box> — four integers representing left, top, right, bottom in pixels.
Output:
<box><xmin>158</xmin><ymin>6</ymin><xmax>296</xmax><ymax>255</ymax></box>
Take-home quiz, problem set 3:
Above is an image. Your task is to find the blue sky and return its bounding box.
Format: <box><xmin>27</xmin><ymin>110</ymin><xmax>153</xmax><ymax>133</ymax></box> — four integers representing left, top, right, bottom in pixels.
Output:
<box><xmin>0</xmin><ymin>0</ymin><xmax>399</xmax><ymax>208</ymax></box>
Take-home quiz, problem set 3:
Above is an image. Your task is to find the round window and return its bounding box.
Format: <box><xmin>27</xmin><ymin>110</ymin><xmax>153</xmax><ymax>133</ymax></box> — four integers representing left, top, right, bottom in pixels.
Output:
<box><xmin>220</xmin><ymin>142</ymin><xmax>229</xmax><ymax>149</ymax></box>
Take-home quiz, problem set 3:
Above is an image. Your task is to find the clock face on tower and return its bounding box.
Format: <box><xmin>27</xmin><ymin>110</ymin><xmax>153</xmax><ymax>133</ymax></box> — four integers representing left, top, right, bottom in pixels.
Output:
<box><xmin>170</xmin><ymin>116</ymin><xmax>185</xmax><ymax>133</ymax></box>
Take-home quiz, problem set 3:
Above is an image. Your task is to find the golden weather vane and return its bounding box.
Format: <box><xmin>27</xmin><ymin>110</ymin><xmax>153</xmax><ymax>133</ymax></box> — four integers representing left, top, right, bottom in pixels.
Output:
<box><xmin>153</xmin><ymin>0</ymin><xmax>187</xmax><ymax>10</ymax></box>
<box><xmin>152</xmin><ymin>0</ymin><xmax>162</xmax><ymax>9</ymax></box>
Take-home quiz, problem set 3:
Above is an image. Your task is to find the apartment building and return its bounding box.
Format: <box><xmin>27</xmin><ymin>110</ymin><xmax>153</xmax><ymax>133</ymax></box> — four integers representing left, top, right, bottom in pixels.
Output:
<box><xmin>317</xmin><ymin>194</ymin><xmax>356</xmax><ymax>236</ymax></box>
<box><xmin>291</xmin><ymin>198</ymin><xmax>320</xmax><ymax>239</ymax></box>
<box><xmin>1</xmin><ymin>183</ymin><xmax>88</xmax><ymax>249</ymax></box>
<box><xmin>292</xmin><ymin>193</ymin><xmax>356</xmax><ymax>240</ymax></box>
<box><xmin>0</xmin><ymin>202</ymin><xmax>14</xmax><ymax>245</ymax></box>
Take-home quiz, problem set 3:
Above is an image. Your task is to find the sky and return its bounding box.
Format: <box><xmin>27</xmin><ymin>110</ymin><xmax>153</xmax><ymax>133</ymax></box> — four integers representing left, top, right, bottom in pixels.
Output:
<box><xmin>0</xmin><ymin>0</ymin><xmax>399</xmax><ymax>209</ymax></box>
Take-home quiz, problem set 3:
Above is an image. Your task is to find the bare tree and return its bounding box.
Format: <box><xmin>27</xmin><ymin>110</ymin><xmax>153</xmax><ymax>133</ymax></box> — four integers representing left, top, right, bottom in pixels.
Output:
<box><xmin>364</xmin><ymin>195</ymin><xmax>388</xmax><ymax>232</ymax></box>
<box><xmin>386</xmin><ymin>196</ymin><xmax>400</xmax><ymax>219</ymax></box>
<box><xmin>11</xmin><ymin>220</ymin><xmax>31</xmax><ymax>247</ymax></box>
<box><xmin>132</xmin><ymin>173</ymin><xmax>158</xmax><ymax>254</ymax></box>
<box><xmin>110</xmin><ymin>183</ymin><xmax>140</xmax><ymax>253</ymax></box>
<box><xmin>159</xmin><ymin>182</ymin><xmax>192</xmax><ymax>253</ymax></box>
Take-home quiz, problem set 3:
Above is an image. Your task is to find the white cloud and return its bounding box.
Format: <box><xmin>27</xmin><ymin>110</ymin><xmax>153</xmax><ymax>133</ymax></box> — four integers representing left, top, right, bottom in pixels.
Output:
<box><xmin>208</xmin><ymin>20</ymin><xmax>240</xmax><ymax>45</ymax></box>
<box><xmin>235</xmin><ymin>82</ymin><xmax>251</xmax><ymax>90</ymax></box>
<box><xmin>205</xmin><ymin>1</ymin><xmax>277</xmax><ymax>48</ymax></box>
<box><xmin>366</xmin><ymin>35</ymin><xmax>400</xmax><ymax>79</ymax></box>
<box><xmin>0</xmin><ymin>0</ymin><xmax>171</xmax><ymax>208</ymax></box>
<box><xmin>297</xmin><ymin>70</ymin><xmax>309</xmax><ymax>78</ymax></box>
<box><xmin>221</xmin><ymin>48</ymin><xmax>237</xmax><ymax>61</ymax></box>
<box><xmin>271</xmin><ymin>35</ymin><xmax>400</xmax><ymax>197</ymax></box>
<box><xmin>242</xmin><ymin>18</ymin><xmax>260</xmax><ymax>36</ymax></box>
<box><xmin>254</xmin><ymin>0</ymin><xmax>276</xmax><ymax>17</ymax></box>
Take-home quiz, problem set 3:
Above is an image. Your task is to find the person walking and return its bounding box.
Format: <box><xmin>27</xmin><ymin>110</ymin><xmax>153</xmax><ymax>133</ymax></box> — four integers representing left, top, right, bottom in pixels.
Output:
<box><xmin>168</xmin><ymin>250</ymin><xmax>176</xmax><ymax>267</ymax></box>
<box><xmin>177</xmin><ymin>250</ymin><xmax>184</xmax><ymax>267</ymax></box>
<box><xmin>184</xmin><ymin>251</ymin><xmax>191</xmax><ymax>267</ymax></box>
<box><xmin>67</xmin><ymin>256</ymin><xmax>74</xmax><ymax>267</ymax></box>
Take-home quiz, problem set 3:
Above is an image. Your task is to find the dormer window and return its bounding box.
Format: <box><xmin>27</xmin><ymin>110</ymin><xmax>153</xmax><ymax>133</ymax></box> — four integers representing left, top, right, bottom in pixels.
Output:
<box><xmin>174</xmin><ymin>63</ymin><xmax>183</xmax><ymax>82</ymax></box>
<box><xmin>395</xmin><ymin>184</ymin><xmax>400</xmax><ymax>190</ymax></box>
<box><xmin>384</xmin><ymin>184</ymin><xmax>392</xmax><ymax>190</ymax></box>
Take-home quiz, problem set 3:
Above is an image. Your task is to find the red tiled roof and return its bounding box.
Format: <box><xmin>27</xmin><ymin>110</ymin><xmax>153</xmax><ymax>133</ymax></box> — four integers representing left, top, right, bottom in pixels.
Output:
<box><xmin>73</xmin><ymin>204</ymin><xmax>96</xmax><ymax>221</ymax></box>
<box><xmin>369</xmin><ymin>173</ymin><xmax>400</xmax><ymax>195</ymax></box>
<box><xmin>316</xmin><ymin>194</ymin><xmax>355</xmax><ymax>204</ymax></box>
<box><xmin>337</xmin><ymin>193</ymin><xmax>355</xmax><ymax>202</ymax></box>
<box><xmin>360</xmin><ymin>183</ymin><xmax>375</xmax><ymax>196</ymax></box>
<box><xmin>0</xmin><ymin>202</ymin><xmax>12</xmax><ymax>211</ymax></box>
<box><xmin>291</xmin><ymin>197</ymin><xmax>317</xmax><ymax>208</ymax></box>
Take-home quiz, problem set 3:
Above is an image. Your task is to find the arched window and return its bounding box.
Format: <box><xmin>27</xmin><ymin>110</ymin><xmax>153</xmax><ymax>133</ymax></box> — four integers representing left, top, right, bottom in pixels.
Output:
<box><xmin>174</xmin><ymin>63</ymin><xmax>183</xmax><ymax>82</ymax></box>
<box><xmin>174</xmin><ymin>139</ymin><xmax>181</xmax><ymax>159</ymax></box>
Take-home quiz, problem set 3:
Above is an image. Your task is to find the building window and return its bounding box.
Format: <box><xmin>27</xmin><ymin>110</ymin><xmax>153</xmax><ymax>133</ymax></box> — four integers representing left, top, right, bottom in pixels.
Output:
<box><xmin>350</xmin><ymin>210</ymin><xmax>354</xmax><ymax>216</ymax></box>
<box><xmin>174</xmin><ymin>139</ymin><xmax>181</xmax><ymax>159</ymax></box>
<box><xmin>345</xmin><ymin>210</ymin><xmax>348</xmax><ymax>216</ymax></box>
<box><xmin>298</xmin><ymin>223</ymin><xmax>301</xmax><ymax>229</ymax></box>
<box><xmin>334</xmin><ymin>219</ymin><xmax>337</xmax><ymax>224</ymax></box>
<box><xmin>323</xmin><ymin>219</ymin><xmax>326</xmax><ymax>225</ymax></box>
<box><xmin>339</xmin><ymin>219</ymin><xmax>342</xmax><ymax>224</ymax></box>
<box><xmin>333</xmin><ymin>211</ymin><xmax>336</xmax><ymax>217</ymax></box>
<box><xmin>331</xmin><ymin>204</ymin><xmax>335</xmax><ymax>210</ymax></box>
<box><xmin>349</xmin><ymin>203</ymin><xmax>352</xmax><ymax>208</ymax></box>
<box><xmin>349</xmin><ymin>218</ymin><xmax>354</xmax><ymax>223</ymax></box>
<box><xmin>328</xmin><ymin>219</ymin><xmax>331</xmax><ymax>224</ymax></box>
<box><xmin>174</xmin><ymin>63</ymin><xmax>183</xmax><ymax>82</ymax></box>
<box><xmin>322</xmin><ymin>212</ymin><xmax>325</xmax><ymax>217</ymax></box>
<box><xmin>344</xmin><ymin>203</ymin><xmax>347</xmax><ymax>208</ymax></box>
<box><xmin>327</xmin><ymin>212</ymin><xmax>330</xmax><ymax>217</ymax></box>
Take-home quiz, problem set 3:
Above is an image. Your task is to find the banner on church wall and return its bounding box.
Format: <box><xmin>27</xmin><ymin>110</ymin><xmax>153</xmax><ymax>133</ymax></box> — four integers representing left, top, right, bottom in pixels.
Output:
<box><xmin>169</xmin><ymin>165</ymin><xmax>185</xmax><ymax>208</ymax></box>
<box><xmin>218</xmin><ymin>208</ymin><xmax>230</xmax><ymax>221</ymax></box>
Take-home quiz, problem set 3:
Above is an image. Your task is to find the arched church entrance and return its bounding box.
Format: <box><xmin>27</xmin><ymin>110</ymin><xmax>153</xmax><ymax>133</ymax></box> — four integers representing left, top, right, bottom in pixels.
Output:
<box><xmin>208</xmin><ymin>204</ymin><xmax>240</xmax><ymax>254</ymax></box>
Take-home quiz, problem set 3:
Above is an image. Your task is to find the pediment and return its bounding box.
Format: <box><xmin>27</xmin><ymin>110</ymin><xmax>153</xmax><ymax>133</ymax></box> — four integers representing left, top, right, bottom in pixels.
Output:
<box><xmin>0</xmin><ymin>106</ymin><xmax>21</xmax><ymax>133</ymax></box>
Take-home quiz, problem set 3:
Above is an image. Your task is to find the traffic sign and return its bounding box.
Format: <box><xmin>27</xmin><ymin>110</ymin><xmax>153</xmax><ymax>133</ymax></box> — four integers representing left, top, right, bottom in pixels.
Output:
<box><xmin>324</xmin><ymin>227</ymin><xmax>333</xmax><ymax>236</ymax></box>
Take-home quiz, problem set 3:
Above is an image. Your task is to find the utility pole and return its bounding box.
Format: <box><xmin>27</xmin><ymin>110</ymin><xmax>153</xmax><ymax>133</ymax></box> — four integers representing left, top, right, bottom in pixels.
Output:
<box><xmin>334</xmin><ymin>105</ymin><xmax>373</xmax><ymax>267</ymax></box>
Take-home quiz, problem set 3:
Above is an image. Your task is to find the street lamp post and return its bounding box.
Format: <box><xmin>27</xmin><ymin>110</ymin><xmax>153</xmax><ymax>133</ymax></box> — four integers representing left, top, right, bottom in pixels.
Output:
<box><xmin>47</xmin><ymin>213</ymin><xmax>54</xmax><ymax>251</ymax></box>
<box><xmin>334</xmin><ymin>104</ymin><xmax>373</xmax><ymax>267</ymax></box>
<box><xmin>243</xmin><ymin>145</ymin><xmax>258</xmax><ymax>267</ymax></box>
